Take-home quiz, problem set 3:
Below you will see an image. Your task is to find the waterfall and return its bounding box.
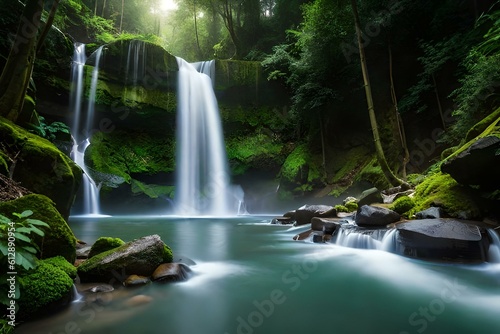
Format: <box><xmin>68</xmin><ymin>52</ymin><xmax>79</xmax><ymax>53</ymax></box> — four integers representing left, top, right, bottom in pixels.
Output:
<box><xmin>333</xmin><ymin>226</ymin><xmax>398</xmax><ymax>252</ymax></box>
<box><xmin>487</xmin><ymin>229</ymin><xmax>500</xmax><ymax>263</ymax></box>
<box><xmin>175</xmin><ymin>58</ymin><xmax>244</xmax><ymax>216</ymax></box>
<box><xmin>69</xmin><ymin>44</ymin><xmax>104</xmax><ymax>216</ymax></box>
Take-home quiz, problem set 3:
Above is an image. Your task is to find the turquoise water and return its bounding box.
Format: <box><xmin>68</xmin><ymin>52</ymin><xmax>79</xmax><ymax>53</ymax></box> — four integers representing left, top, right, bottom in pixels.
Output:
<box><xmin>18</xmin><ymin>216</ymin><xmax>500</xmax><ymax>334</ymax></box>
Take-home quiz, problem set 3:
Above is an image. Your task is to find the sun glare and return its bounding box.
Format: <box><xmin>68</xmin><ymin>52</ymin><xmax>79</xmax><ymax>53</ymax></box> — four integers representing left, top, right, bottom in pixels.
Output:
<box><xmin>160</xmin><ymin>0</ymin><xmax>178</xmax><ymax>11</ymax></box>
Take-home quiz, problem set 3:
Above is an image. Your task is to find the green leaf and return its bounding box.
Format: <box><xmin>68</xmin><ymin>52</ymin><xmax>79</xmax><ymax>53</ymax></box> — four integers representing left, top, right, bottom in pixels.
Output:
<box><xmin>0</xmin><ymin>215</ymin><xmax>12</xmax><ymax>224</ymax></box>
<box><xmin>22</xmin><ymin>246</ymin><xmax>38</xmax><ymax>254</ymax></box>
<box><xmin>15</xmin><ymin>227</ymin><xmax>33</xmax><ymax>234</ymax></box>
<box><xmin>15</xmin><ymin>251</ymin><xmax>37</xmax><ymax>270</ymax></box>
<box><xmin>26</xmin><ymin>219</ymin><xmax>50</xmax><ymax>228</ymax></box>
<box><xmin>14</xmin><ymin>232</ymin><xmax>31</xmax><ymax>243</ymax></box>
<box><xmin>27</xmin><ymin>225</ymin><xmax>45</xmax><ymax>237</ymax></box>
<box><xmin>0</xmin><ymin>240</ymin><xmax>7</xmax><ymax>256</ymax></box>
<box><xmin>19</xmin><ymin>210</ymin><xmax>34</xmax><ymax>218</ymax></box>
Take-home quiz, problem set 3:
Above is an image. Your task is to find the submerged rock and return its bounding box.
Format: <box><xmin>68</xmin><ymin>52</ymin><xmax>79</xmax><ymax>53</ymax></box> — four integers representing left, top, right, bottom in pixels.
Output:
<box><xmin>355</xmin><ymin>205</ymin><xmax>400</xmax><ymax>227</ymax></box>
<box><xmin>77</xmin><ymin>235</ymin><xmax>169</xmax><ymax>283</ymax></box>
<box><xmin>152</xmin><ymin>263</ymin><xmax>192</xmax><ymax>282</ymax></box>
<box><xmin>396</xmin><ymin>219</ymin><xmax>486</xmax><ymax>262</ymax></box>
<box><xmin>124</xmin><ymin>275</ymin><xmax>151</xmax><ymax>287</ymax></box>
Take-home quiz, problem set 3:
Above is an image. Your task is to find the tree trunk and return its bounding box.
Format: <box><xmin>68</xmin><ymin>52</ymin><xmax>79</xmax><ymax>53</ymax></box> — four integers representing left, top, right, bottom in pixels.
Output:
<box><xmin>389</xmin><ymin>42</ymin><xmax>409</xmax><ymax>180</ymax></box>
<box><xmin>0</xmin><ymin>0</ymin><xmax>44</xmax><ymax>122</ymax></box>
<box><xmin>350</xmin><ymin>0</ymin><xmax>404</xmax><ymax>187</ymax></box>
<box><xmin>218</xmin><ymin>0</ymin><xmax>243</xmax><ymax>59</ymax></box>
<box><xmin>119</xmin><ymin>0</ymin><xmax>124</xmax><ymax>33</ymax></box>
<box><xmin>94</xmin><ymin>0</ymin><xmax>98</xmax><ymax>16</ymax></box>
<box><xmin>37</xmin><ymin>0</ymin><xmax>61</xmax><ymax>53</ymax></box>
<box><xmin>194</xmin><ymin>0</ymin><xmax>203</xmax><ymax>59</ymax></box>
<box><xmin>101</xmin><ymin>0</ymin><xmax>106</xmax><ymax>17</ymax></box>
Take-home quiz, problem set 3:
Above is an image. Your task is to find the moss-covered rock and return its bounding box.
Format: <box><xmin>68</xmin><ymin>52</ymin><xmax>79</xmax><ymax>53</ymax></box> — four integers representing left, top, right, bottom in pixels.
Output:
<box><xmin>18</xmin><ymin>259</ymin><xmax>74</xmax><ymax>319</ymax></box>
<box><xmin>77</xmin><ymin>234</ymin><xmax>172</xmax><ymax>283</ymax></box>
<box><xmin>390</xmin><ymin>195</ymin><xmax>416</xmax><ymax>216</ymax></box>
<box><xmin>88</xmin><ymin>237</ymin><xmax>126</xmax><ymax>258</ymax></box>
<box><xmin>409</xmin><ymin>172</ymin><xmax>481</xmax><ymax>219</ymax></box>
<box><xmin>0</xmin><ymin>117</ymin><xmax>82</xmax><ymax>218</ymax></box>
<box><xmin>0</xmin><ymin>194</ymin><xmax>77</xmax><ymax>263</ymax></box>
<box><xmin>42</xmin><ymin>256</ymin><xmax>78</xmax><ymax>280</ymax></box>
<box><xmin>163</xmin><ymin>243</ymin><xmax>173</xmax><ymax>263</ymax></box>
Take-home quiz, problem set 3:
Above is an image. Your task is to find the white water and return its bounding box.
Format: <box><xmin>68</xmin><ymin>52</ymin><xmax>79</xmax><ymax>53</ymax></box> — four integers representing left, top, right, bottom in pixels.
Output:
<box><xmin>69</xmin><ymin>44</ymin><xmax>104</xmax><ymax>216</ymax></box>
<box><xmin>487</xmin><ymin>229</ymin><xmax>500</xmax><ymax>263</ymax></box>
<box><xmin>175</xmin><ymin>58</ymin><xmax>244</xmax><ymax>216</ymax></box>
<box><xmin>334</xmin><ymin>226</ymin><xmax>397</xmax><ymax>252</ymax></box>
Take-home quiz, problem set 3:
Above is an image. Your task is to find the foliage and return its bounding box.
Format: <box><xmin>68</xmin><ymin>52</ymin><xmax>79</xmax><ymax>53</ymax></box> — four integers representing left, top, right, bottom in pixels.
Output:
<box><xmin>0</xmin><ymin>210</ymin><xmax>50</xmax><ymax>271</ymax></box>
<box><xmin>390</xmin><ymin>196</ymin><xmax>415</xmax><ymax>215</ymax></box>
<box><xmin>163</xmin><ymin>243</ymin><xmax>173</xmax><ymax>263</ymax></box>
<box><xmin>0</xmin><ymin>194</ymin><xmax>77</xmax><ymax>263</ymax></box>
<box><xmin>29</xmin><ymin>116</ymin><xmax>71</xmax><ymax>143</ymax></box>
<box><xmin>0</xmin><ymin>320</ymin><xmax>14</xmax><ymax>334</ymax></box>
<box><xmin>88</xmin><ymin>237</ymin><xmax>125</xmax><ymax>258</ymax></box>
<box><xmin>131</xmin><ymin>179</ymin><xmax>175</xmax><ymax>199</ymax></box>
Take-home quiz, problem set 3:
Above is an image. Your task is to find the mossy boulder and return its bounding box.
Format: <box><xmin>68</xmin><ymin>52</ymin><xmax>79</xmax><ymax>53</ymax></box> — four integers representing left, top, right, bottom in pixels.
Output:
<box><xmin>88</xmin><ymin>237</ymin><xmax>126</xmax><ymax>258</ymax></box>
<box><xmin>77</xmin><ymin>234</ymin><xmax>173</xmax><ymax>283</ymax></box>
<box><xmin>0</xmin><ymin>117</ymin><xmax>82</xmax><ymax>218</ymax></box>
<box><xmin>0</xmin><ymin>194</ymin><xmax>77</xmax><ymax>263</ymax></box>
<box><xmin>42</xmin><ymin>256</ymin><xmax>78</xmax><ymax>280</ymax></box>
<box><xmin>390</xmin><ymin>196</ymin><xmax>416</xmax><ymax>216</ymax></box>
<box><xmin>409</xmin><ymin>172</ymin><xmax>481</xmax><ymax>219</ymax></box>
<box><xmin>18</xmin><ymin>259</ymin><xmax>74</xmax><ymax>319</ymax></box>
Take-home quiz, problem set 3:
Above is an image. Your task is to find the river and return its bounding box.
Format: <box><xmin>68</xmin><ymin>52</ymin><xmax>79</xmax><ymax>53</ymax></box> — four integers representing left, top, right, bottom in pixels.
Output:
<box><xmin>17</xmin><ymin>215</ymin><xmax>500</xmax><ymax>334</ymax></box>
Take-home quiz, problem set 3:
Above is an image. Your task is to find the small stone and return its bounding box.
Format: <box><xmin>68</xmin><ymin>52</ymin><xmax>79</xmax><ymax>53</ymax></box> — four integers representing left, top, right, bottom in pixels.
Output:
<box><xmin>125</xmin><ymin>295</ymin><xmax>153</xmax><ymax>307</ymax></box>
<box><xmin>124</xmin><ymin>275</ymin><xmax>151</xmax><ymax>287</ymax></box>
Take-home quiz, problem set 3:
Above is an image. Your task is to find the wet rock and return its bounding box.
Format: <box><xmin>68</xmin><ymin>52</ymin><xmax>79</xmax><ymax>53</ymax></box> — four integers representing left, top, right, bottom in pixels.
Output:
<box><xmin>415</xmin><ymin>207</ymin><xmax>444</xmax><ymax>219</ymax></box>
<box><xmin>293</xmin><ymin>229</ymin><xmax>313</xmax><ymax>241</ymax></box>
<box><xmin>357</xmin><ymin>188</ymin><xmax>383</xmax><ymax>207</ymax></box>
<box><xmin>396</xmin><ymin>219</ymin><xmax>486</xmax><ymax>262</ymax></box>
<box><xmin>311</xmin><ymin>217</ymin><xmax>347</xmax><ymax>232</ymax></box>
<box><xmin>124</xmin><ymin>275</ymin><xmax>151</xmax><ymax>287</ymax></box>
<box><xmin>125</xmin><ymin>295</ymin><xmax>153</xmax><ymax>307</ymax></box>
<box><xmin>152</xmin><ymin>263</ymin><xmax>192</xmax><ymax>282</ymax></box>
<box><xmin>76</xmin><ymin>246</ymin><xmax>92</xmax><ymax>259</ymax></box>
<box><xmin>83</xmin><ymin>284</ymin><xmax>115</xmax><ymax>293</ymax></box>
<box><xmin>355</xmin><ymin>205</ymin><xmax>400</xmax><ymax>227</ymax></box>
<box><xmin>172</xmin><ymin>255</ymin><xmax>197</xmax><ymax>266</ymax></box>
<box><xmin>294</xmin><ymin>204</ymin><xmax>336</xmax><ymax>225</ymax></box>
<box><xmin>312</xmin><ymin>233</ymin><xmax>325</xmax><ymax>243</ymax></box>
<box><xmin>441</xmin><ymin>136</ymin><xmax>500</xmax><ymax>190</ymax></box>
<box><xmin>77</xmin><ymin>235</ymin><xmax>167</xmax><ymax>283</ymax></box>
<box><xmin>271</xmin><ymin>216</ymin><xmax>294</xmax><ymax>225</ymax></box>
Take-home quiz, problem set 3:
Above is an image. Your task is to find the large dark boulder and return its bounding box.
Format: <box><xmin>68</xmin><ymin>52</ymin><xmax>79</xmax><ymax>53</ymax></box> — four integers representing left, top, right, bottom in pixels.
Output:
<box><xmin>77</xmin><ymin>235</ymin><xmax>170</xmax><ymax>283</ymax></box>
<box><xmin>355</xmin><ymin>205</ymin><xmax>400</xmax><ymax>227</ymax></box>
<box><xmin>441</xmin><ymin>136</ymin><xmax>500</xmax><ymax>190</ymax></box>
<box><xmin>357</xmin><ymin>188</ymin><xmax>383</xmax><ymax>207</ymax></box>
<box><xmin>396</xmin><ymin>219</ymin><xmax>486</xmax><ymax>262</ymax></box>
<box><xmin>293</xmin><ymin>204</ymin><xmax>336</xmax><ymax>225</ymax></box>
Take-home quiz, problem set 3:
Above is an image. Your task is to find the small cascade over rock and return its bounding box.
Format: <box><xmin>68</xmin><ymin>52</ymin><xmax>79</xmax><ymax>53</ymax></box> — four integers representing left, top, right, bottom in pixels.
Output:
<box><xmin>69</xmin><ymin>44</ymin><xmax>104</xmax><ymax>216</ymax></box>
<box><xmin>174</xmin><ymin>57</ymin><xmax>245</xmax><ymax>216</ymax></box>
<box><xmin>487</xmin><ymin>229</ymin><xmax>500</xmax><ymax>263</ymax></box>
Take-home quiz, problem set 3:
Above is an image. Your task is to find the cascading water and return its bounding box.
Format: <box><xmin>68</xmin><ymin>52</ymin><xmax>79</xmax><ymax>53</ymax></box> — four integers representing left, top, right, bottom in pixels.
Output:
<box><xmin>175</xmin><ymin>58</ymin><xmax>245</xmax><ymax>216</ymax></box>
<box><xmin>334</xmin><ymin>226</ymin><xmax>397</xmax><ymax>251</ymax></box>
<box><xmin>69</xmin><ymin>44</ymin><xmax>104</xmax><ymax>216</ymax></box>
<box><xmin>487</xmin><ymin>229</ymin><xmax>500</xmax><ymax>262</ymax></box>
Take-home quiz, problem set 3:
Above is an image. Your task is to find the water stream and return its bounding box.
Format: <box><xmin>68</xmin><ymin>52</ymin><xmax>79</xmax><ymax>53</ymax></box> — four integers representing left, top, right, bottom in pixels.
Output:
<box><xmin>69</xmin><ymin>44</ymin><xmax>104</xmax><ymax>216</ymax></box>
<box><xmin>175</xmin><ymin>58</ymin><xmax>244</xmax><ymax>216</ymax></box>
<box><xmin>17</xmin><ymin>216</ymin><xmax>500</xmax><ymax>334</ymax></box>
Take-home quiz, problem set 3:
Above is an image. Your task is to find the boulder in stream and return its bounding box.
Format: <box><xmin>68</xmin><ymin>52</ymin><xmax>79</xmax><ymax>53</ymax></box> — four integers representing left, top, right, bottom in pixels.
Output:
<box><xmin>396</xmin><ymin>219</ymin><xmax>487</xmax><ymax>262</ymax></box>
<box><xmin>152</xmin><ymin>263</ymin><xmax>192</xmax><ymax>282</ymax></box>
<box><xmin>355</xmin><ymin>205</ymin><xmax>400</xmax><ymax>227</ymax></box>
<box><xmin>77</xmin><ymin>235</ymin><xmax>169</xmax><ymax>283</ymax></box>
<box><xmin>293</xmin><ymin>204</ymin><xmax>336</xmax><ymax>225</ymax></box>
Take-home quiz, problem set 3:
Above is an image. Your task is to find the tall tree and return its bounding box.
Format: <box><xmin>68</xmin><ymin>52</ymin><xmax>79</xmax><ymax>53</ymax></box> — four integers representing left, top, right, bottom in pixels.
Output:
<box><xmin>0</xmin><ymin>0</ymin><xmax>45</xmax><ymax>121</ymax></box>
<box><xmin>350</xmin><ymin>0</ymin><xmax>404</xmax><ymax>187</ymax></box>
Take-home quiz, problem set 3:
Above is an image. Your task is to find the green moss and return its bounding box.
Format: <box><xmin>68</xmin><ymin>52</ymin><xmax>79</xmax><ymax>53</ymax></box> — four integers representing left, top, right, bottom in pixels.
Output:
<box><xmin>18</xmin><ymin>260</ymin><xmax>73</xmax><ymax>316</ymax></box>
<box><xmin>88</xmin><ymin>237</ymin><xmax>126</xmax><ymax>258</ymax></box>
<box><xmin>131</xmin><ymin>179</ymin><xmax>175</xmax><ymax>199</ymax></box>
<box><xmin>215</xmin><ymin>60</ymin><xmax>261</xmax><ymax>90</ymax></box>
<box><xmin>0</xmin><ymin>117</ymin><xmax>82</xmax><ymax>218</ymax></box>
<box><xmin>163</xmin><ymin>243</ymin><xmax>173</xmax><ymax>263</ymax></box>
<box><xmin>390</xmin><ymin>196</ymin><xmax>415</xmax><ymax>215</ymax></box>
<box><xmin>409</xmin><ymin>172</ymin><xmax>480</xmax><ymax>219</ymax></box>
<box><xmin>280</xmin><ymin>144</ymin><xmax>309</xmax><ymax>182</ymax></box>
<box><xmin>465</xmin><ymin>106</ymin><xmax>500</xmax><ymax>142</ymax></box>
<box><xmin>0</xmin><ymin>194</ymin><xmax>77</xmax><ymax>263</ymax></box>
<box><xmin>345</xmin><ymin>201</ymin><xmax>358</xmax><ymax>212</ymax></box>
<box><xmin>356</xmin><ymin>157</ymin><xmax>392</xmax><ymax>190</ymax></box>
<box><xmin>334</xmin><ymin>205</ymin><xmax>349</xmax><ymax>213</ymax></box>
<box><xmin>0</xmin><ymin>151</ymin><xmax>8</xmax><ymax>175</ymax></box>
<box><xmin>86</xmin><ymin>130</ymin><xmax>175</xmax><ymax>182</ymax></box>
<box><xmin>226</xmin><ymin>133</ymin><xmax>285</xmax><ymax>174</ymax></box>
<box><xmin>42</xmin><ymin>256</ymin><xmax>77</xmax><ymax>280</ymax></box>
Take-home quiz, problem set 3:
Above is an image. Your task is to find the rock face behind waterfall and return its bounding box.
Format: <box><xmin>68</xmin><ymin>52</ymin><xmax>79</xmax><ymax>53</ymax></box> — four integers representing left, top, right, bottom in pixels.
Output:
<box><xmin>77</xmin><ymin>234</ymin><xmax>170</xmax><ymax>283</ymax></box>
